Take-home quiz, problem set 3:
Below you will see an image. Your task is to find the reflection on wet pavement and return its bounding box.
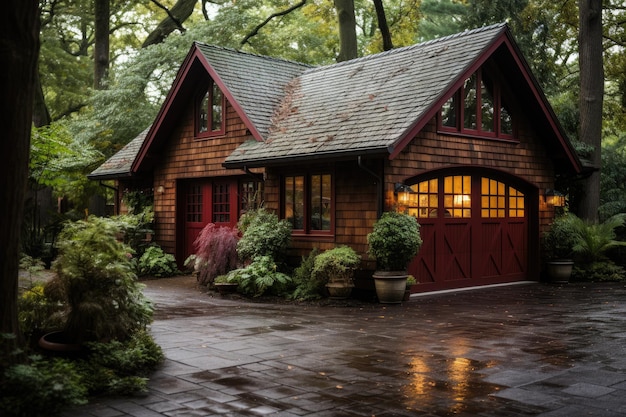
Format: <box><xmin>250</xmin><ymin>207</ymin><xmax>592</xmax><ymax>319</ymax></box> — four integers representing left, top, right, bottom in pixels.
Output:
<box><xmin>63</xmin><ymin>279</ymin><xmax>626</xmax><ymax>417</ymax></box>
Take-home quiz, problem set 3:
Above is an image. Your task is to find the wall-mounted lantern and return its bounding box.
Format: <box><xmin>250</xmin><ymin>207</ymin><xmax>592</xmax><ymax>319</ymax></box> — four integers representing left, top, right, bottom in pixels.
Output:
<box><xmin>546</xmin><ymin>189</ymin><xmax>566</xmax><ymax>207</ymax></box>
<box><xmin>395</xmin><ymin>183</ymin><xmax>412</xmax><ymax>206</ymax></box>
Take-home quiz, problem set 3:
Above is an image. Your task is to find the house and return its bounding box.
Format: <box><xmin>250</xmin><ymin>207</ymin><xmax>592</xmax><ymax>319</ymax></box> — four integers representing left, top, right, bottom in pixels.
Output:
<box><xmin>89</xmin><ymin>23</ymin><xmax>582</xmax><ymax>293</ymax></box>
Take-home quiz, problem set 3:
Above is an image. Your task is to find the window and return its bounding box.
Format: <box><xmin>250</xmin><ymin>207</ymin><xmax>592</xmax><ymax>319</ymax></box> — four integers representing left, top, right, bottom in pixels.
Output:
<box><xmin>480</xmin><ymin>178</ymin><xmax>525</xmax><ymax>218</ymax></box>
<box><xmin>212</xmin><ymin>183</ymin><xmax>230</xmax><ymax>223</ymax></box>
<box><xmin>186</xmin><ymin>184</ymin><xmax>203</xmax><ymax>222</ymax></box>
<box><xmin>440</xmin><ymin>68</ymin><xmax>513</xmax><ymax>139</ymax></box>
<box><xmin>240</xmin><ymin>180</ymin><xmax>264</xmax><ymax>214</ymax></box>
<box><xmin>197</xmin><ymin>81</ymin><xmax>224</xmax><ymax>137</ymax></box>
<box><xmin>283</xmin><ymin>173</ymin><xmax>332</xmax><ymax>234</ymax></box>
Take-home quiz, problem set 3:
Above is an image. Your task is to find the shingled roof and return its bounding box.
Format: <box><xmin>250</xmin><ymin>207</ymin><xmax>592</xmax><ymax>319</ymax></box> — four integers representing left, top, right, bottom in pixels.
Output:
<box><xmin>91</xmin><ymin>23</ymin><xmax>580</xmax><ymax>178</ymax></box>
<box><xmin>195</xmin><ymin>43</ymin><xmax>311</xmax><ymax>139</ymax></box>
<box><xmin>88</xmin><ymin>127</ymin><xmax>149</xmax><ymax>180</ymax></box>
<box><xmin>224</xmin><ymin>23</ymin><xmax>510</xmax><ymax>167</ymax></box>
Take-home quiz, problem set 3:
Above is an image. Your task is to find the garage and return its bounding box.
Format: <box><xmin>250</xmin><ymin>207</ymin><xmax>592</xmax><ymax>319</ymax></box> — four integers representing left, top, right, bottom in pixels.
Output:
<box><xmin>405</xmin><ymin>169</ymin><xmax>535</xmax><ymax>292</ymax></box>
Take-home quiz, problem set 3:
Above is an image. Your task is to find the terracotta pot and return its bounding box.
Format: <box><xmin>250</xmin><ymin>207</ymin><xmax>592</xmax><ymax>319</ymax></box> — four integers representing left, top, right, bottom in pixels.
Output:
<box><xmin>39</xmin><ymin>331</ymin><xmax>82</xmax><ymax>354</ymax></box>
<box><xmin>373</xmin><ymin>271</ymin><xmax>408</xmax><ymax>304</ymax></box>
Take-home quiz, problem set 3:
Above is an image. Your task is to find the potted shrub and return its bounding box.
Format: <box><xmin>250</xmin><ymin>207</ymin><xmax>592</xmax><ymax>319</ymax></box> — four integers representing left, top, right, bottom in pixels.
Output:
<box><xmin>542</xmin><ymin>214</ymin><xmax>577</xmax><ymax>283</ymax></box>
<box><xmin>40</xmin><ymin>217</ymin><xmax>153</xmax><ymax>348</ymax></box>
<box><xmin>367</xmin><ymin>212</ymin><xmax>422</xmax><ymax>303</ymax></box>
<box><xmin>311</xmin><ymin>246</ymin><xmax>361</xmax><ymax>299</ymax></box>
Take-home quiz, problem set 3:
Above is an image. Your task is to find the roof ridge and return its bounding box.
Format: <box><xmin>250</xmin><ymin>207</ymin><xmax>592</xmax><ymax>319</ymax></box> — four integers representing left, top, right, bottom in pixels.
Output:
<box><xmin>304</xmin><ymin>22</ymin><xmax>508</xmax><ymax>74</ymax></box>
<box><xmin>193</xmin><ymin>41</ymin><xmax>313</xmax><ymax>69</ymax></box>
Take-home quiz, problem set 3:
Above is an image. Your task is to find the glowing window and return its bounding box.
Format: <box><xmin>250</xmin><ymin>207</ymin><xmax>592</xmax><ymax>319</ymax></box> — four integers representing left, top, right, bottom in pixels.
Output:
<box><xmin>444</xmin><ymin>176</ymin><xmax>471</xmax><ymax>218</ymax></box>
<box><xmin>509</xmin><ymin>187</ymin><xmax>525</xmax><ymax>217</ymax></box>
<box><xmin>408</xmin><ymin>179</ymin><xmax>438</xmax><ymax>218</ymax></box>
<box><xmin>480</xmin><ymin>178</ymin><xmax>525</xmax><ymax>218</ymax></box>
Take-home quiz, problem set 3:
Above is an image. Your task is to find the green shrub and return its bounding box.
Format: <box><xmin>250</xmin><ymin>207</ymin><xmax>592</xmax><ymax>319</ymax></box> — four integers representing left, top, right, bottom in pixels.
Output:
<box><xmin>236</xmin><ymin>209</ymin><xmax>292</xmax><ymax>263</ymax></box>
<box><xmin>572</xmin><ymin>262</ymin><xmax>626</xmax><ymax>282</ymax></box>
<box><xmin>78</xmin><ymin>330</ymin><xmax>164</xmax><ymax>395</ymax></box>
<box><xmin>113</xmin><ymin>207</ymin><xmax>155</xmax><ymax>258</ymax></box>
<box><xmin>367</xmin><ymin>212</ymin><xmax>422</xmax><ymax>271</ymax></box>
<box><xmin>51</xmin><ymin>216</ymin><xmax>154</xmax><ymax>343</ymax></box>
<box><xmin>312</xmin><ymin>246</ymin><xmax>360</xmax><ymax>284</ymax></box>
<box><xmin>289</xmin><ymin>248</ymin><xmax>324</xmax><ymax>301</ymax></box>
<box><xmin>18</xmin><ymin>284</ymin><xmax>65</xmax><ymax>344</ymax></box>
<box><xmin>137</xmin><ymin>245</ymin><xmax>179</xmax><ymax>277</ymax></box>
<box><xmin>225</xmin><ymin>256</ymin><xmax>292</xmax><ymax>297</ymax></box>
<box><xmin>0</xmin><ymin>354</ymin><xmax>87</xmax><ymax>417</ymax></box>
<box><xmin>542</xmin><ymin>214</ymin><xmax>578</xmax><ymax>259</ymax></box>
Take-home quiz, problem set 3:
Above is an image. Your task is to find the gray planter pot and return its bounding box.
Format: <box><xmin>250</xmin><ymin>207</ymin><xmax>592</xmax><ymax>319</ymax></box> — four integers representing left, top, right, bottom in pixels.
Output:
<box><xmin>546</xmin><ymin>260</ymin><xmax>574</xmax><ymax>284</ymax></box>
<box><xmin>373</xmin><ymin>271</ymin><xmax>408</xmax><ymax>304</ymax></box>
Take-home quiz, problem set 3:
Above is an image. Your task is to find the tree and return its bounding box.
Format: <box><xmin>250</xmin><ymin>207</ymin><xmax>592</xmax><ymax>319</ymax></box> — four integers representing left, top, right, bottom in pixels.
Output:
<box><xmin>372</xmin><ymin>0</ymin><xmax>393</xmax><ymax>51</ymax></box>
<box><xmin>578</xmin><ymin>0</ymin><xmax>604</xmax><ymax>222</ymax></box>
<box><xmin>334</xmin><ymin>0</ymin><xmax>358</xmax><ymax>61</ymax></box>
<box><xmin>0</xmin><ymin>0</ymin><xmax>40</xmax><ymax>355</ymax></box>
<box><xmin>94</xmin><ymin>0</ymin><xmax>110</xmax><ymax>89</ymax></box>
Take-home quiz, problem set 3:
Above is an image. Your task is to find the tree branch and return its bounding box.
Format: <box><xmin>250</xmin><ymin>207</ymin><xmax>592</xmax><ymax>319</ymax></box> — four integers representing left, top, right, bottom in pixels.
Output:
<box><xmin>241</xmin><ymin>0</ymin><xmax>307</xmax><ymax>46</ymax></box>
<box><xmin>150</xmin><ymin>0</ymin><xmax>187</xmax><ymax>33</ymax></box>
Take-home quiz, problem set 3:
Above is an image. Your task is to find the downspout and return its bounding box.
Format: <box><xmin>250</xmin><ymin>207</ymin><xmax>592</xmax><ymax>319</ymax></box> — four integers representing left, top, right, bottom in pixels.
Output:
<box><xmin>357</xmin><ymin>156</ymin><xmax>383</xmax><ymax>218</ymax></box>
<box><xmin>243</xmin><ymin>165</ymin><xmax>264</xmax><ymax>182</ymax></box>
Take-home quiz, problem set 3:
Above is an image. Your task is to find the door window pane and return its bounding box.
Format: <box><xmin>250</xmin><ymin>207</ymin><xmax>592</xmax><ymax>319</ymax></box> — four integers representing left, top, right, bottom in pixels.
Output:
<box><xmin>444</xmin><ymin>176</ymin><xmax>471</xmax><ymax>218</ymax></box>
<box><xmin>212</xmin><ymin>183</ymin><xmax>230</xmax><ymax>223</ymax></box>
<box><xmin>408</xmin><ymin>179</ymin><xmax>438</xmax><ymax>218</ymax></box>
<box><xmin>186</xmin><ymin>184</ymin><xmax>203</xmax><ymax>222</ymax></box>
<box><xmin>509</xmin><ymin>187</ymin><xmax>525</xmax><ymax>217</ymax></box>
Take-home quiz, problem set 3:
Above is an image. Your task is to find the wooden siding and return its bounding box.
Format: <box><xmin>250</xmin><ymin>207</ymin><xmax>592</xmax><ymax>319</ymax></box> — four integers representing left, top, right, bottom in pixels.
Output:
<box><xmin>152</xmin><ymin>99</ymin><xmax>257</xmax><ymax>257</ymax></box>
<box><xmin>264</xmin><ymin>160</ymin><xmax>380</xmax><ymax>268</ymax></box>
<box><xmin>387</xmin><ymin>116</ymin><xmax>557</xmax><ymax>232</ymax></box>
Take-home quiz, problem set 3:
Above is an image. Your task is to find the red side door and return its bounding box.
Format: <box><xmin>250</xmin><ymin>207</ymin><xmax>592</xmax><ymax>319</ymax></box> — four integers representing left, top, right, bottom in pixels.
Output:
<box><xmin>181</xmin><ymin>179</ymin><xmax>239</xmax><ymax>262</ymax></box>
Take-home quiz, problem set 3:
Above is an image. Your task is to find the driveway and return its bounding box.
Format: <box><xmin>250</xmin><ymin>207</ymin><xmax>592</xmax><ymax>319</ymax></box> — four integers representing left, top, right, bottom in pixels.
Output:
<box><xmin>64</xmin><ymin>277</ymin><xmax>626</xmax><ymax>416</ymax></box>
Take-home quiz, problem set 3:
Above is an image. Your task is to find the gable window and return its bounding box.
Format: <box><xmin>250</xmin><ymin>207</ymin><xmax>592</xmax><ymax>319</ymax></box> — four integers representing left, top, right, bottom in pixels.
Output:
<box><xmin>283</xmin><ymin>173</ymin><xmax>333</xmax><ymax>234</ymax></box>
<box><xmin>439</xmin><ymin>68</ymin><xmax>514</xmax><ymax>139</ymax></box>
<box><xmin>197</xmin><ymin>80</ymin><xmax>224</xmax><ymax>137</ymax></box>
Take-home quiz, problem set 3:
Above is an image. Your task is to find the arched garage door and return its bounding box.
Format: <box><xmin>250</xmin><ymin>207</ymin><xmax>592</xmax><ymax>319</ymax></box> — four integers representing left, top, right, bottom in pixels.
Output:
<box><xmin>406</xmin><ymin>171</ymin><xmax>531</xmax><ymax>292</ymax></box>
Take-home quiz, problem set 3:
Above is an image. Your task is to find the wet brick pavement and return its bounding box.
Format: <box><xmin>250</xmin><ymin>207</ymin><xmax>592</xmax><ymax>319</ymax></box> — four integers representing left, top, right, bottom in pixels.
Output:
<box><xmin>62</xmin><ymin>277</ymin><xmax>626</xmax><ymax>416</ymax></box>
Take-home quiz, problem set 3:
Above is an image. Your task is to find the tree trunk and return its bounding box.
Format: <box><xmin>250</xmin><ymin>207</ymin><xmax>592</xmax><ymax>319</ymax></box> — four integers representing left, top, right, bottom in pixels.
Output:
<box><xmin>94</xmin><ymin>0</ymin><xmax>110</xmax><ymax>89</ymax></box>
<box><xmin>373</xmin><ymin>0</ymin><xmax>393</xmax><ymax>51</ymax></box>
<box><xmin>334</xmin><ymin>0</ymin><xmax>357</xmax><ymax>62</ymax></box>
<box><xmin>0</xmin><ymin>0</ymin><xmax>40</xmax><ymax>356</ymax></box>
<box><xmin>577</xmin><ymin>0</ymin><xmax>603</xmax><ymax>222</ymax></box>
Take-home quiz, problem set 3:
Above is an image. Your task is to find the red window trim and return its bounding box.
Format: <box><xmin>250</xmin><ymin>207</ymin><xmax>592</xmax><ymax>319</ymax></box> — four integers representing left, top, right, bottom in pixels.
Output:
<box><xmin>438</xmin><ymin>68</ymin><xmax>516</xmax><ymax>141</ymax></box>
<box><xmin>195</xmin><ymin>80</ymin><xmax>226</xmax><ymax>139</ymax></box>
<box><xmin>282</xmin><ymin>172</ymin><xmax>335</xmax><ymax>236</ymax></box>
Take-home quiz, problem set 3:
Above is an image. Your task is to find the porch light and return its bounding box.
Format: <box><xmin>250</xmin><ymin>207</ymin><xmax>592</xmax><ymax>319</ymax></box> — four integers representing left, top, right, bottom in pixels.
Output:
<box><xmin>395</xmin><ymin>183</ymin><xmax>412</xmax><ymax>205</ymax></box>
<box><xmin>156</xmin><ymin>185</ymin><xmax>165</xmax><ymax>194</ymax></box>
<box><xmin>546</xmin><ymin>189</ymin><xmax>565</xmax><ymax>207</ymax></box>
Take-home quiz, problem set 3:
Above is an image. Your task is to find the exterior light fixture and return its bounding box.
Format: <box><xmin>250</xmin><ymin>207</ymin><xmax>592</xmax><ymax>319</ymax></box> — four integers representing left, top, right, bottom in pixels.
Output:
<box><xmin>156</xmin><ymin>185</ymin><xmax>165</xmax><ymax>194</ymax></box>
<box><xmin>546</xmin><ymin>189</ymin><xmax>565</xmax><ymax>207</ymax></box>
<box><xmin>395</xmin><ymin>183</ymin><xmax>412</xmax><ymax>206</ymax></box>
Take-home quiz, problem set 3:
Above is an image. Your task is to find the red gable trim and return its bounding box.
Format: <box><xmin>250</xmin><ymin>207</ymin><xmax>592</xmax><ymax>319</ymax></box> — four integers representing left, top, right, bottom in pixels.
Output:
<box><xmin>132</xmin><ymin>44</ymin><xmax>264</xmax><ymax>174</ymax></box>
<box><xmin>388</xmin><ymin>29</ymin><xmax>582</xmax><ymax>175</ymax></box>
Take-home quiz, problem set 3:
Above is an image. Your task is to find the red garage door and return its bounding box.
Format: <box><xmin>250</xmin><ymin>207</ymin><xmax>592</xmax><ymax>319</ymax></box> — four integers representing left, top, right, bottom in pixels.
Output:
<box><xmin>406</xmin><ymin>173</ymin><xmax>528</xmax><ymax>292</ymax></box>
